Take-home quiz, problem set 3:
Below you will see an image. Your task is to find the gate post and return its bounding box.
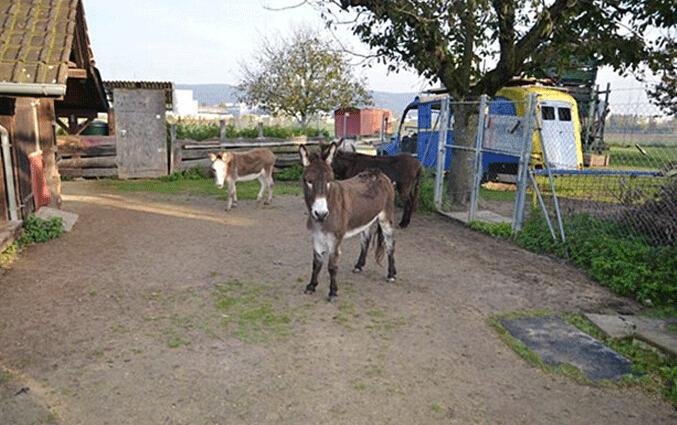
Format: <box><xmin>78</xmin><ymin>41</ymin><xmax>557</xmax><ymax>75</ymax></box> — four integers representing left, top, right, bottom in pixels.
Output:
<box><xmin>512</xmin><ymin>93</ymin><xmax>537</xmax><ymax>232</ymax></box>
<box><xmin>434</xmin><ymin>96</ymin><xmax>450</xmax><ymax>211</ymax></box>
<box><xmin>469</xmin><ymin>95</ymin><xmax>488</xmax><ymax>222</ymax></box>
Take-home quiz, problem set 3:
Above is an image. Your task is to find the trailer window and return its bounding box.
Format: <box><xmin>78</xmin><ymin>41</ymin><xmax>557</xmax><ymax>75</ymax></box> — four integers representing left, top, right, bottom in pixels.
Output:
<box><xmin>558</xmin><ymin>107</ymin><xmax>572</xmax><ymax>121</ymax></box>
<box><xmin>541</xmin><ymin>106</ymin><xmax>555</xmax><ymax>120</ymax></box>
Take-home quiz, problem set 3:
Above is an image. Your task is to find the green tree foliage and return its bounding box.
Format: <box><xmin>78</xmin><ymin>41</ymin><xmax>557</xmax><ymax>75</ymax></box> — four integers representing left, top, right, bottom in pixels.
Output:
<box><xmin>239</xmin><ymin>28</ymin><xmax>372</xmax><ymax>127</ymax></box>
<box><xmin>313</xmin><ymin>0</ymin><xmax>675</xmax><ymax>203</ymax></box>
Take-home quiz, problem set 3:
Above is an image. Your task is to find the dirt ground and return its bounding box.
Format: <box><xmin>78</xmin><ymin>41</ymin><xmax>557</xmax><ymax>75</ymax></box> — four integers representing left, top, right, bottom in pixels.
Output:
<box><xmin>0</xmin><ymin>181</ymin><xmax>674</xmax><ymax>425</ymax></box>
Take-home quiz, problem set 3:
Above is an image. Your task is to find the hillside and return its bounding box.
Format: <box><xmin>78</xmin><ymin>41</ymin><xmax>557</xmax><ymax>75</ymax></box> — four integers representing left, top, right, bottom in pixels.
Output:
<box><xmin>176</xmin><ymin>83</ymin><xmax>416</xmax><ymax>114</ymax></box>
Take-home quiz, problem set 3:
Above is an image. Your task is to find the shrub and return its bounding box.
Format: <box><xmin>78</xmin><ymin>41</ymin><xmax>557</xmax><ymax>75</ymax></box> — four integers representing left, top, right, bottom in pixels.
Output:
<box><xmin>174</xmin><ymin>123</ymin><xmax>330</xmax><ymax>141</ymax></box>
<box><xmin>18</xmin><ymin>215</ymin><xmax>64</xmax><ymax>246</ymax></box>
<box><xmin>417</xmin><ymin>173</ymin><xmax>436</xmax><ymax>213</ymax></box>
<box><xmin>515</xmin><ymin>213</ymin><xmax>677</xmax><ymax>306</ymax></box>
<box><xmin>160</xmin><ymin>167</ymin><xmax>207</xmax><ymax>182</ymax></box>
<box><xmin>275</xmin><ymin>164</ymin><xmax>303</xmax><ymax>182</ymax></box>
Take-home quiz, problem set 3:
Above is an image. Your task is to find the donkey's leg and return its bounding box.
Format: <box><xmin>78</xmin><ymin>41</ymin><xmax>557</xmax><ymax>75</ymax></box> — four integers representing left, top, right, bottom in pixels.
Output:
<box><xmin>265</xmin><ymin>170</ymin><xmax>274</xmax><ymax>205</ymax></box>
<box><xmin>353</xmin><ymin>229</ymin><xmax>372</xmax><ymax>273</ymax></box>
<box><xmin>226</xmin><ymin>180</ymin><xmax>236</xmax><ymax>211</ymax></box>
<box><xmin>305</xmin><ymin>251</ymin><xmax>324</xmax><ymax>294</ymax></box>
<box><xmin>379</xmin><ymin>216</ymin><xmax>396</xmax><ymax>282</ymax></box>
<box><xmin>256</xmin><ymin>174</ymin><xmax>266</xmax><ymax>204</ymax></box>
<box><xmin>398</xmin><ymin>183</ymin><xmax>412</xmax><ymax>228</ymax></box>
<box><xmin>327</xmin><ymin>249</ymin><xmax>340</xmax><ymax>301</ymax></box>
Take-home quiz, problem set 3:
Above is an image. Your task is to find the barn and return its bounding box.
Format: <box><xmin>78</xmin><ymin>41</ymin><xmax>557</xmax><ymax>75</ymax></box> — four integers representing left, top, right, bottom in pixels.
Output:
<box><xmin>334</xmin><ymin>107</ymin><xmax>393</xmax><ymax>139</ymax></box>
<box><xmin>0</xmin><ymin>0</ymin><xmax>108</xmax><ymax>249</ymax></box>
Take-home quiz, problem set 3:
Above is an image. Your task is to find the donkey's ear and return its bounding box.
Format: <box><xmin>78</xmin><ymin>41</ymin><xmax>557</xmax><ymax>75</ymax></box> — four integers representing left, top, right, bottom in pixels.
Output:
<box><xmin>325</xmin><ymin>143</ymin><xmax>337</xmax><ymax>165</ymax></box>
<box><xmin>299</xmin><ymin>145</ymin><xmax>310</xmax><ymax>167</ymax></box>
<box><xmin>208</xmin><ymin>153</ymin><xmax>217</xmax><ymax>162</ymax></box>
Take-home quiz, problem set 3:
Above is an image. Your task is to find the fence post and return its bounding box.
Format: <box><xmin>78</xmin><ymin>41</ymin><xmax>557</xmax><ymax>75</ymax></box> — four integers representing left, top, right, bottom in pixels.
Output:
<box><xmin>169</xmin><ymin>124</ymin><xmax>182</xmax><ymax>174</ymax></box>
<box><xmin>219</xmin><ymin>119</ymin><xmax>226</xmax><ymax>142</ymax></box>
<box><xmin>469</xmin><ymin>95</ymin><xmax>488</xmax><ymax>222</ymax></box>
<box><xmin>512</xmin><ymin>93</ymin><xmax>537</xmax><ymax>232</ymax></box>
<box><xmin>434</xmin><ymin>96</ymin><xmax>450</xmax><ymax>211</ymax></box>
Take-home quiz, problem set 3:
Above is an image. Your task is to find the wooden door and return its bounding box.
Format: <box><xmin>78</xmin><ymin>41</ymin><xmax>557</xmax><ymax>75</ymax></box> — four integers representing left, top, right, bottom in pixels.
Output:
<box><xmin>114</xmin><ymin>89</ymin><xmax>167</xmax><ymax>179</ymax></box>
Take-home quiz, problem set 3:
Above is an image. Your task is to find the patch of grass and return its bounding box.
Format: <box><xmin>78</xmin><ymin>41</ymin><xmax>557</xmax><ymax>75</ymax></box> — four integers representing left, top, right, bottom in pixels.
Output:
<box><xmin>417</xmin><ymin>173</ymin><xmax>436</xmax><ymax>213</ymax></box>
<box><xmin>103</xmin><ymin>177</ymin><xmax>302</xmax><ymax>199</ymax></box>
<box><xmin>167</xmin><ymin>333</ymin><xmax>189</xmax><ymax>349</ymax></box>
<box><xmin>334</xmin><ymin>302</ymin><xmax>359</xmax><ymax>329</ymax></box>
<box><xmin>365</xmin><ymin>309</ymin><xmax>407</xmax><ymax>334</ymax></box>
<box><xmin>214</xmin><ymin>279</ymin><xmax>295</xmax><ymax>343</ymax></box>
<box><xmin>469</xmin><ymin>221</ymin><xmax>512</xmax><ymax>239</ymax></box>
<box><xmin>642</xmin><ymin>305</ymin><xmax>677</xmax><ymax>320</ymax></box>
<box><xmin>0</xmin><ymin>242</ymin><xmax>19</xmax><ymax>269</ymax></box>
<box><xmin>515</xmin><ymin>214</ymin><xmax>677</xmax><ymax>306</ymax></box>
<box><xmin>431</xmin><ymin>402</ymin><xmax>445</xmax><ymax>414</ymax></box>
<box><xmin>490</xmin><ymin>310</ymin><xmax>677</xmax><ymax>403</ymax></box>
<box><xmin>353</xmin><ymin>381</ymin><xmax>367</xmax><ymax>391</ymax></box>
<box><xmin>480</xmin><ymin>187</ymin><xmax>516</xmax><ymax>202</ymax></box>
<box><xmin>0</xmin><ymin>369</ymin><xmax>13</xmax><ymax>384</ymax></box>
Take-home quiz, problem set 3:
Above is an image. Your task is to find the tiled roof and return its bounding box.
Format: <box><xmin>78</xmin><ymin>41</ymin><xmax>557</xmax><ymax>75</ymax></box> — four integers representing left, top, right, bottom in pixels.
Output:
<box><xmin>104</xmin><ymin>81</ymin><xmax>175</xmax><ymax>107</ymax></box>
<box><xmin>0</xmin><ymin>0</ymin><xmax>78</xmax><ymax>86</ymax></box>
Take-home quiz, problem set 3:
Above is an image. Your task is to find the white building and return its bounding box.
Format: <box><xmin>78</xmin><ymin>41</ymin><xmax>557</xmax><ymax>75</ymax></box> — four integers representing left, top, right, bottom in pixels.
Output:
<box><xmin>173</xmin><ymin>89</ymin><xmax>199</xmax><ymax>116</ymax></box>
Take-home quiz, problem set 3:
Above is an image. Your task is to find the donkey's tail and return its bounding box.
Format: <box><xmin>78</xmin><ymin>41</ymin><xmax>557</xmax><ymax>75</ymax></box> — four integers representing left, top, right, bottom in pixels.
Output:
<box><xmin>410</xmin><ymin>166</ymin><xmax>422</xmax><ymax>214</ymax></box>
<box><xmin>400</xmin><ymin>166</ymin><xmax>422</xmax><ymax>228</ymax></box>
<box><xmin>374</xmin><ymin>222</ymin><xmax>385</xmax><ymax>266</ymax></box>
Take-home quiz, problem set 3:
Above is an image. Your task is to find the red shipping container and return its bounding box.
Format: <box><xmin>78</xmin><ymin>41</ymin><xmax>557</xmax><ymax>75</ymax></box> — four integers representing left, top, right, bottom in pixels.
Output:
<box><xmin>335</xmin><ymin>108</ymin><xmax>393</xmax><ymax>138</ymax></box>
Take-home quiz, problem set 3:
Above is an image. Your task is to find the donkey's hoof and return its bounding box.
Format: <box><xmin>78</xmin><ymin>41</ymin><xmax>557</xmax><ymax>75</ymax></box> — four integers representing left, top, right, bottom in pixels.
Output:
<box><xmin>352</xmin><ymin>267</ymin><xmax>363</xmax><ymax>273</ymax></box>
<box><xmin>326</xmin><ymin>294</ymin><xmax>338</xmax><ymax>302</ymax></box>
<box><xmin>304</xmin><ymin>288</ymin><xmax>315</xmax><ymax>294</ymax></box>
<box><xmin>387</xmin><ymin>276</ymin><xmax>396</xmax><ymax>283</ymax></box>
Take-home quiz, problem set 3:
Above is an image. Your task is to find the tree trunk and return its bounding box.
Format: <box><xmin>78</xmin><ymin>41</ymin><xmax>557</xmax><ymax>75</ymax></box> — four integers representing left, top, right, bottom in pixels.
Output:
<box><xmin>447</xmin><ymin>102</ymin><xmax>478</xmax><ymax>206</ymax></box>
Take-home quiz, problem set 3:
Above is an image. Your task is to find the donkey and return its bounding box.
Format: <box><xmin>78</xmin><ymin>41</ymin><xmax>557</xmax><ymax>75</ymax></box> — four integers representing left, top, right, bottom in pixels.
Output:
<box><xmin>321</xmin><ymin>142</ymin><xmax>422</xmax><ymax>228</ymax></box>
<box><xmin>208</xmin><ymin>148</ymin><xmax>276</xmax><ymax>210</ymax></box>
<box><xmin>300</xmin><ymin>143</ymin><xmax>397</xmax><ymax>301</ymax></box>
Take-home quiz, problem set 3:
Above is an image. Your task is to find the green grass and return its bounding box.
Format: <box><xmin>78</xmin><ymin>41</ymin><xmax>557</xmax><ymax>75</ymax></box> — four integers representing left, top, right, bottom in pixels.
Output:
<box><xmin>469</xmin><ymin>221</ymin><xmax>512</xmax><ymax>239</ymax></box>
<box><xmin>490</xmin><ymin>310</ymin><xmax>677</xmax><ymax>403</ymax></box>
<box><xmin>607</xmin><ymin>145</ymin><xmax>677</xmax><ymax>170</ymax></box>
<box><xmin>0</xmin><ymin>242</ymin><xmax>19</xmax><ymax>269</ymax></box>
<box><xmin>102</xmin><ymin>177</ymin><xmax>302</xmax><ymax>200</ymax></box>
<box><xmin>0</xmin><ymin>369</ymin><xmax>13</xmax><ymax>384</ymax></box>
<box><xmin>1</xmin><ymin>215</ymin><xmax>64</xmax><ymax>270</ymax></box>
<box><xmin>175</xmin><ymin>122</ymin><xmax>331</xmax><ymax>141</ymax></box>
<box><xmin>214</xmin><ymin>279</ymin><xmax>295</xmax><ymax>343</ymax></box>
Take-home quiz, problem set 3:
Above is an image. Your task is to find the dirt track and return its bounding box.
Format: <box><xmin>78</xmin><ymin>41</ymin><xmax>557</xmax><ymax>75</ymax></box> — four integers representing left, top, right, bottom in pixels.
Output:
<box><xmin>0</xmin><ymin>181</ymin><xmax>674</xmax><ymax>424</ymax></box>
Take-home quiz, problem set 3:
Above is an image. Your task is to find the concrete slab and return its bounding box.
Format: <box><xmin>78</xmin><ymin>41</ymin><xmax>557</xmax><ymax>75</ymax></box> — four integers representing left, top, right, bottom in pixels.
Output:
<box><xmin>585</xmin><ymin>313</ymin><xmax>677</xmax><ymax>357</ymax></box>
<box><xmin>35</xmin><ymin>207</ymin><xmax>78</xmax><ymax>232</ymax></box>
<box><xmin>501</xmin><ymin>316</ymin><xmax>634</xmax><ymax>381</ymax></box>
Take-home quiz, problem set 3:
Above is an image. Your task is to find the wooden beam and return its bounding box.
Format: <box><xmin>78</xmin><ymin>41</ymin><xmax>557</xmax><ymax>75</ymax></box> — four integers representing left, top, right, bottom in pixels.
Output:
<box><xmin>68</xmin><ymin>68</ymin><xmax>88</xmax><ymax>79</ymax></box>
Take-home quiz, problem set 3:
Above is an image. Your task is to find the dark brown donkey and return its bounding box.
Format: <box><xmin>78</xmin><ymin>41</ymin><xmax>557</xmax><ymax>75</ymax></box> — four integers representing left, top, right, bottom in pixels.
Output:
<box><xmin>300</xmin><ymin>143</ymin><xmax>397</xmax><ymax>301</ymax></box>
<box><xmin>321</xmin><ymin>142</ymin><xmax>422</xmax><ymax>228</ymax></box>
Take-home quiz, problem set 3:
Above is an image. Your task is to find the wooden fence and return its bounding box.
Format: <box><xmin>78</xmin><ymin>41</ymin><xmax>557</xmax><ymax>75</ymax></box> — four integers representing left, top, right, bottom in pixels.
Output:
<box><xmin>57</xmin><ymin>134</ymin><xmax>323</xmax><ymax>179</ymax></box>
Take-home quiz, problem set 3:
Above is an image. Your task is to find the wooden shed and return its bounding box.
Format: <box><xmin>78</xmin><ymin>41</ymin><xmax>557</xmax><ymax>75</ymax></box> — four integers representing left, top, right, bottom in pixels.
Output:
<box><xmin>0</xmin><ymin>0</ymin><xmax>108</xmax><ymax>247</ymax></box>
<box><xmin>334</xmin><ymin>107</ymin><xmax>393</xmax><ymax>139</ymax></box>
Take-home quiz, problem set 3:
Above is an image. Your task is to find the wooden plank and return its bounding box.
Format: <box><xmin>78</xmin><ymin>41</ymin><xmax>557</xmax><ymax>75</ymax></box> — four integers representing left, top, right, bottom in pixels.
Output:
<box><xmin>58</xmin><ymin>156</ymin><xmax>117</xmax><ymax>169</ymax></box>
<box><xmin>58</xmin><ymin>145</ymin><xmax>116</xmax><ymax>157</ymax></box>
<box><xmin>59</xmin><ymin>167</ymin><xmax>118</xmax><ymax>178</ymax></box>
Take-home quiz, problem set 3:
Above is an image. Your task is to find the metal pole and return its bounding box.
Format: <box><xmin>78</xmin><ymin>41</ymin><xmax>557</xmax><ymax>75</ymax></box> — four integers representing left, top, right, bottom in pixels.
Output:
<box><xmin>529</xmin><ymin>170</ymin><xmax>556</xmax><ymax>240</ymax></box>
<box><xmin>512</xmin><ymin>93</ymin><xmax>537</xmax><ymax>232</ymax></box>
<box><xmin>1</xmin><ymin>124</ymin><xmax>19</xmax><ymax>221</ymax></box>
<box><xmin>538</xmin><ymin>116</ymin><xmax>566</xmax><ymax>242</ymax></box>
<box><xmin>469</xmin><ymin>95</ymin><xmax>487</xmax><ymax>222</ymax></box>
<box><xmin>434</xmin><ymin>96</ymin><xmax>450</xmax><ymax>211</ymax></box>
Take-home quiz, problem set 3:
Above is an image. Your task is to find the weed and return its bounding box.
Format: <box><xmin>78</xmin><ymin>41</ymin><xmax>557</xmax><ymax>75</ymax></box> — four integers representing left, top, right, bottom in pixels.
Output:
<box><xmin>0</xmin><ymin>369</ymin><xmax>13</xmax><ymax>384</ymax></box>
<box><xmin>0</xmin><ymin>242</ymin><xmax>19</xmax><ymax>269</ymax></box>
<box><xmin>167</xmin><ymin>333</ymin><xmax>189</xmax><ymax>348</ymax></box>
<box><xmin>18</xmin><ymin>215</ymin><xmax>63</xmax><ymax>245</ymax></box>
<box><xmin>431</xmin><ymin>402</ymin><xmax>444</xmax><ymax>414</ymax></box>
<box><xmin>515</xmin><ymin>214</ymin><xmax>677</xmax><ymax>305</ymax></box>
<box><xmin>275</xmin><ymin>164</ymin><xmax>303</xmax><ymax>182</ymax></box>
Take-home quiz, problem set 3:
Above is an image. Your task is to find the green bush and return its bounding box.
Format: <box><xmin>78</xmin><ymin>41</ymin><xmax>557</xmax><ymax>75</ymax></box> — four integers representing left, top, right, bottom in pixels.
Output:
<box><xmin>18</xmin><ymin>215</ymin><xmax>64</xmax><ymax>246</ymax></box>
<box><xmin>470</xmin><ymin>221</ymin><xmax>512</xmax><ymax>239</ymax></box>
<box><xmin>417</xmin><ymin>173</ymin><xmax>436</xmax><ymax>213</ymax></box>
<box><xmin>515</xmin><ymin>214</ymin><xmax>677</xmax><ymax>306</ymax></box>
<box><xmin>275</xmin><ymin>164</ymin><xmax>303</xmax><ymax>182</ymax></box>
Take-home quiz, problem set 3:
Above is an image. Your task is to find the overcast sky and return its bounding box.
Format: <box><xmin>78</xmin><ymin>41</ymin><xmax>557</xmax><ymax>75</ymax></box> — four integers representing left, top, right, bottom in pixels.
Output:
<box><xmin>85</xmin><ymin>0</ymin><xmax>658</xmax><ymax>108</ymax></box>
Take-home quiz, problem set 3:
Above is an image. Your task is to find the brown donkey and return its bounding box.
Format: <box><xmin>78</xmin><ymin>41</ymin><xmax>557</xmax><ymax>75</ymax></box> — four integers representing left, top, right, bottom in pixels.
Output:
<box><xmin>208</xmin><ymin>148</ymin><xmax>276</xmax><ymax>210</ymax></box>
<box><xmin>321</xmin><ymin>141</ymin><xmax>422</xmax><ymax>228</ymax></box>
<box><xmin>300</xmin><ymin>143</ymin><xmax>397</xmax><ymax>301</ymax></box>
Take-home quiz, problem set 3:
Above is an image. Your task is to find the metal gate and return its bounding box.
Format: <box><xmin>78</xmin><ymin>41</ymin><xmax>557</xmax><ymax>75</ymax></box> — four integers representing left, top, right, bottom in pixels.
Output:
<box><xmin>114</xmin><ymin>89</ymin><xmax>167</xmax><ymax>179</ymax></box>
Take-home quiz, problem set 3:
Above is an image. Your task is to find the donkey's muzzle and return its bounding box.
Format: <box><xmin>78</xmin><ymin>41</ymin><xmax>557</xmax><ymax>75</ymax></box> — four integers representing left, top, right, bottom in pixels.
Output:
<box><xmin>312</xmin><ymin>211</ymin><xmax>328</xmax><ymax>221</ymax></box>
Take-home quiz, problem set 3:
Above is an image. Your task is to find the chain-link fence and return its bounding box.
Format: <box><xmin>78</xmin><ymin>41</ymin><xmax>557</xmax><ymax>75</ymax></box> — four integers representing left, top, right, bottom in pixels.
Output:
<box><xmin>531</xmin><ymin>101</ymin><xmax>676</xmax><ymax>246</ymax></box>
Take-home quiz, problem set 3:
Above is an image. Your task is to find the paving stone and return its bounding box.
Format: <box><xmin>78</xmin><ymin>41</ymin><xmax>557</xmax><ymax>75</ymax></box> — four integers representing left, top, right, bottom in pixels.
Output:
<box><xmin>501</xmin><ymin>316</ymin><xmax>634</xmax><ymax>381</ymax></box>
<box><xmin>35</xmin><ymin>207</ymin><xmax>78</xmax><ymax>232</ymax></box>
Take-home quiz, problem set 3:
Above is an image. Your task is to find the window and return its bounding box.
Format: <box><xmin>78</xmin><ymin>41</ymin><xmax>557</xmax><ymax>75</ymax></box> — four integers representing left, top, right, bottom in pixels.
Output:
<box><xmin>541</xmin><ymin>106</ymin><xmax>555</xmax><ymax>120</ymax></box>
<box><xmin>558</xmin><ymin>107</ymin><xmax>572</xmax><ymax>121</ymax></box>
